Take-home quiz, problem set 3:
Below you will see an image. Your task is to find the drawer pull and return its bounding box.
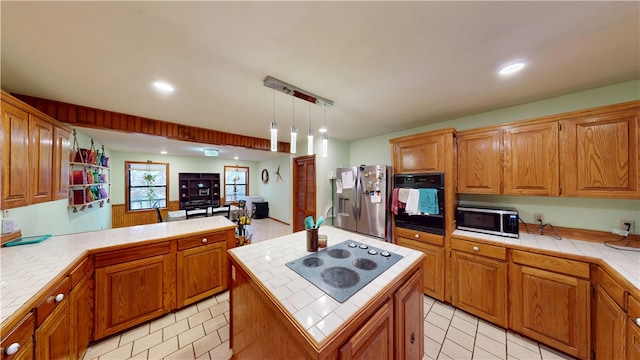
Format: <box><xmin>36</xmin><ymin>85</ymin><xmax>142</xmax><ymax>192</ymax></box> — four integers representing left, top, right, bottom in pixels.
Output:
<box><xmin>473</xmin><ymin>246</ymin><xmax>479</xmax><ymax>252</ymax></box>
<box><xmin>5</xmin><ymin>343</ymin><xmax>20</xmax><ymax>356</ymax></box>
<box><xmin>55</xmin><ymin>293</ymin><xmax>65</xmax><ymax>302</ymax></box>
<box><xmin>414</xmin><ymin>234</ymin><xmax>420</xmax><ymax>239</ymax></box>
<box><xmin>202</xmin><ymin>238</ymin><xmax>208</xmax><ymax>243</ymax></box>
<box><xmin>636</xmin><ymin>318</ymin><xmax>640</xmax><ymax>327</ymax></box>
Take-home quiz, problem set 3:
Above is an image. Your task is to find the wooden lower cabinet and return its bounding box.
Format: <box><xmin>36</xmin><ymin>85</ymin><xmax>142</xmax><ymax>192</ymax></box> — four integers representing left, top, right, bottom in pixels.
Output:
<box><xmin>451</xmin><ymin>239</ymin><xmax>507</xmax><ymax>327</ymax></box>
<box><xmin>1</xmin><ymin>312</ymin><xmax>34</xmax><ymax>360</ymax></box>
<box><xmin>69</xmin><ymin>258</ymin><xmax>94</xmax><ymax>360</ymax></box>
<box><xmin>35</xmin><ymin>300</ymin><xmax>70</xmax><ymax>360</ymax></box>
<box><xmin>177</xmin><ymin>233</ymin><xmax>228</xmax><ymax>307</ymax></box>
<box><xmin>509</xmin><ymin>250</ymin><xmax>590</xmax><ymax>359</ymax></box>
<box><xmin>628</xmin><ymin>295</ymin><xmax>640</xmax><ymax>360</ymax></box>
<box><xmin>340</xmin><ymin>301</ymin><xmax>393</xmax><ymax>360</ymax></box>
<box><xmin>394</xmin><ymin>269</ymin><xmax>424</xmax><ymax>360</ymax></box>
<box><xmin>594</xmin><ymin>284</ymin><xmax>625</xmax><ymax>360</ymax></box>
<box><xmin>395</xmin><ymin>228</ymin><xmax>445</xmax><ymax>301</ymax></box>
<box><xmin>94</xmin><ymin>243</ymin><xmax>173</xmax><ymax>340</ymax></box>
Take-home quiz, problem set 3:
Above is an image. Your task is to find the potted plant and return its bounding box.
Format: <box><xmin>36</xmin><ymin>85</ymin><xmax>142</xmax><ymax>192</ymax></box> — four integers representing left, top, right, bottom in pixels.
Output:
<box><xmin>143</xmin><ymin>172</ymin><xmax>157</xmax><ymax>208</ymax></box>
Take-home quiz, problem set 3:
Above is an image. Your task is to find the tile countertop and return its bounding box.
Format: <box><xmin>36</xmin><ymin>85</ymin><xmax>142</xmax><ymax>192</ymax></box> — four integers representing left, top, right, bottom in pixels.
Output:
<box><xmin>0</xmin><ymin>216</ymin><xmax>236</xmax><ymax>325</ymax></box>
<box><xmin>227</xmin><ymin>226</ymin><xmax>424</xmax><ymax>345</ymax></box>
<box><xmin>452</xmin><ymin>229</ymin><xmax>640</xmax><ymax>289</ymax></box>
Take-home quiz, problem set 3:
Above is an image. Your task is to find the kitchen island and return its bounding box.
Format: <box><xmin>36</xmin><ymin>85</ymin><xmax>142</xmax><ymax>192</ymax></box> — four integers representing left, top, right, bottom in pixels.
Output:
<box><xmin>227</xmin><ymin>226</ymin><xmax>425</xmax><ymax>359</ymax></box>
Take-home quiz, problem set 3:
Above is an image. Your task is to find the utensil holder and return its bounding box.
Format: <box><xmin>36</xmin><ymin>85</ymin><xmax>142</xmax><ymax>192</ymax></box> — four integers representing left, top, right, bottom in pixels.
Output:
<box><xmin>306</xmin><ymin>228</ymin><xmax>318</xmax><ymax>252</ymax></box>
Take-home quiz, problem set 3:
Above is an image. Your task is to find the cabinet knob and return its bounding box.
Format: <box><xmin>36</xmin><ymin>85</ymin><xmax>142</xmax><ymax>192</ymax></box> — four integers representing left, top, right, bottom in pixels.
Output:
<box><xmin>5</xmin><ymin>342</ymin><xmax>20</xmax><ymax>355</ymax></box>
<box><xmin>55</xmin><ymin>293</ymin><xmax>64</xmax><ymax>302</ymax></box>
<box><xmin>410</xmin><ymin>332</ymin><xmax>415</xmax><ymax>344</ymax></box>
<box><xmin>473</xmin><ymin>246</ymin><xmax>479</xmax><ymax>252</ymax></box>
<box><xmin>636</xmin><ymin>318</ymin><xmax>640</xmax><ymax>327</ymax></box>
<box><xmin>202</xmin><ymin>238</ymin><xmax>208</xmax><ymax>243</ymax></box>
<box><xmin>414</xmin><ymin>234</ymin><xmax>420</xmax><ymax>239</ymax></box>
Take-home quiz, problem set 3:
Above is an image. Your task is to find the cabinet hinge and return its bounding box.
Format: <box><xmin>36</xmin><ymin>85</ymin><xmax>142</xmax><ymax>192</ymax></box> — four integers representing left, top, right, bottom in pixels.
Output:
<box><xmin>558</xmin><ymin>123</ymin><xmax>562</xmax><ymax>131</ymax></box>
<box><xmin>559</xmin><ymin>186</ymin><xmax>562</xmax><ymax>195</ymax></box>
<box><xmin>590</xmin><ymin>284</ymin><xmax>595</xmax><ymax>294</ymax></box>
<box><xmin>591</xmin><ymin>350</ymin><xmax>595</xmax><ymax>360</ymax></box>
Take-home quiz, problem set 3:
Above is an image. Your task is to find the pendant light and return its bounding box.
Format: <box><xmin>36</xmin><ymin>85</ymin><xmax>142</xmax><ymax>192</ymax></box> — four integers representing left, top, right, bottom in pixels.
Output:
<box><xmin>321</xmin><ymin>105</ymin><xmax>328</xmax><ymax>157</ymax></box>
<box><xmin>270</xmin><ymin>89</ymin><xmax>278</xmax><ymax>152</ymax></box>
<box><xmin>290</xmin><ymin>96</ymin><xmax>297</xmax><ymax>154</ymax></box>
<box><xmin>307</xmin><ymin>103</ymin><xmax>314</xmax><ymax>155</ymax></box>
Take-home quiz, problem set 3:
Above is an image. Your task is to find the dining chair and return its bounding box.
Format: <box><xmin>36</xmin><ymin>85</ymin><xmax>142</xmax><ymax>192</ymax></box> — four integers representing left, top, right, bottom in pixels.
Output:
<box><xmin>155</xmin><ymin>207</ymin><xmax>163</xmax><ymax>223</ymax></box>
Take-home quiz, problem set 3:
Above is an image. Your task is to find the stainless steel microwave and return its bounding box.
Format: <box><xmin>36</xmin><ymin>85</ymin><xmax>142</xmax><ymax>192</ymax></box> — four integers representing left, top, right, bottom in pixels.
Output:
<box><xmin>455</xmin><ymin>206</ymin><xmax>519</xmax><ymax>238</ymax></box>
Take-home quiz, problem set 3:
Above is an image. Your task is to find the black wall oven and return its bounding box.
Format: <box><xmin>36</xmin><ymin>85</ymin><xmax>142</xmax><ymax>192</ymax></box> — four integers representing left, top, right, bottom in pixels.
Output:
<box><xmin>392</xmin><ymin>173</ymin><xmax>445</xmax><ymax>235</ymax></box>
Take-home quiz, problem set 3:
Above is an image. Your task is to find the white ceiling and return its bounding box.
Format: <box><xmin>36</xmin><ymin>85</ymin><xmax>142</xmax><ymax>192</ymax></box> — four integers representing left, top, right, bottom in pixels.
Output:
<box><xmin>2</xmin><ymin>1</ymin><xmax>639</xmax><ymax>161</ymax></box>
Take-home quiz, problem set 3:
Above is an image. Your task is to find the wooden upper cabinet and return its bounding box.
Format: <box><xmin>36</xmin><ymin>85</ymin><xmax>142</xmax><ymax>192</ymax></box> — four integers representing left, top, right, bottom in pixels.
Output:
<box><xmin>52</xmin><ymin>127</ymin><xmax>71</xmax><ymax>200</ymax></box>
<box><xmin>390</xmin><ymin>129</ymin><xmax>455</xmax><ymax>174</ymax></box>
<box><xmin>1</xmin><ymin>100</ymin><xmax>30</xmax><ymax>209</ymax></box>
<box><xmin>457</xmin><ymin>129</ymin><xmax>502</xmax><ymax>194</ymax></box>
<box><xmin>503</xmin><ymin>121</ymin><xmax>559</xmax><ymax>196</ymax></box>
<box><xmin>561</xmin><ymin>110</ymin><xmax>639</xmax><ymax>198</ymax></box>
<box><xmin>29</xmin><ymin>114</ymin><xmax>54</xmax><ymax>204</ymax></box>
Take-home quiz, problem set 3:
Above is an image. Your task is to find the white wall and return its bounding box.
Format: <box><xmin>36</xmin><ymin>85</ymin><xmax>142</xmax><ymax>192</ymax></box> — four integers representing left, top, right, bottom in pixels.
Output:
<box><xmin>255</xmin><ymin>155</ymin><xmax>291</xmax><ymax>224</ymax></box>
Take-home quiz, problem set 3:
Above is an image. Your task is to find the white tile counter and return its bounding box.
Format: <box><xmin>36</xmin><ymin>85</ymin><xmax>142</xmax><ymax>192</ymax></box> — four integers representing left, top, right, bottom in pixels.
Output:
<box><xmin>453</xmin><ymin>229</ymin><xmax>640</xmax><ymax>288</ymax></box>
<box><xmin>227</xmin><ymin>226</ymin><xmax>424</xmax><ymax>345</ymax></box>
<box><xmin>0</xmin><ymin>216</ymin><xmax>236</xmax><ymax>325</ymax></box>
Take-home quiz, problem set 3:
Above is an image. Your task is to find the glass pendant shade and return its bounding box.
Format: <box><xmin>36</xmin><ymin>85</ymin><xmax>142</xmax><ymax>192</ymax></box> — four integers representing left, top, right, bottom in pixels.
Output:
<box><xmin>270</xmin><ymin>120</ymin><xmax>278</xmax><ymax>152</ymax></box>
<box><xmin>290</xmin><ymin>125</ymin><xmax>297</xmax><ymax>154</ymax></box>
<box><xmin>307</xmin><ymin>129</ymin><xmax>314</xmax><ymax>155</ymax></box>
<box><xmin>322</xmin><ymin>132</ymin><xmax>328</xmax><ymax>157</ymax></box>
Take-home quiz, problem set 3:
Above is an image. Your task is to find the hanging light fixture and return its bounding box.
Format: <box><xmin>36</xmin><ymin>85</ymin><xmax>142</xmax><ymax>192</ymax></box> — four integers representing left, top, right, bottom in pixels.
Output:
<box><xmin>307</xmin><ymin>103</ymin><xmax>314</xmax><ymax>155</ymax></box>
<box><xmin>270</xmin><ymin>89</ymin><xmax>278</xmax><ymax>152</ymax></box>
<box><xmin>290</xmin><ymin>96</ymin><xmax>297</xmax><ymax>154</ymax></box>
<box><xmin>321</xmin><ymin>105</ymin><xmax>329</xmax><ymax>157</ymax></box>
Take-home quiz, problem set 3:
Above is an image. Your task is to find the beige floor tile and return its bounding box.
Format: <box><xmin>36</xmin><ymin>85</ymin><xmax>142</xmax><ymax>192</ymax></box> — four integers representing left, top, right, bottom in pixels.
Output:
<box><xmin>454</xmin><ymin>308</ymin><xmax>479</xmax><ymax>326</ymax></box>
<box><xmin>445</xmin><ymin>326</ymin><xmax>475</xmax><ymax>351</ymax></box>
<box><xmin>215</xmin><ymin>291</ymin><xmax>229</xmax><ymax>303</ymax></box>
<box><xmin>119</xmin><ymin>323</ymin><xmax>150</xmax><ymax>346</ymax></box>
<box><xmin>507</xmin><ymin>331</ymin><xmax>541</xmax><ymax>353</ymax></box>
<box><xmin>178</xmin><ymin>325</ymin><xmax>206</xmax><ymax>348</ymax></box>
<box><xmin>196</xmin><ymin>297</ymin><xmax>219</xmax><ymax>312</ymax></box>
<box><xmin>440</xmin><ymin>338</ymin><xmax>472</xmax><ymax>360</ymax></box>
<box><xmin>425</xmin><ymin>320</ymin><xmax>447</xmax><ymax>343</ymax></box>
<box><xmin>450</xmin><ymin>315</ymin><xmax>478</xmax><ymax>337</ymax></box>
<box><xmin>422</xmin><ymin>354</ymin><xmax>435</xmax><ymax>360</ymax></box>
<box><xmin>507</xmin><ymin>339</ymin><xmax>541</xmax><ymax>360</ymax></box>
<box><xmin>150</xmin><ymin>312</ymin><xmax>177</xmax><ymax>333</ymax></box>
<box><xmin>474</xmin><ymin>345</ymin><xmax>506</xmax><ymax>360</ymax></box>
<box><xmin>208</xmin><ymin>340</ymin><xmax>233</xmax><ymax>360</ymax></box>
<box><xmin>188</xmin><ymin>308</ymin><xmax>213</xmax><ymax>328</ymax></box>
<box><xmin>193</xmin><ymin>332</ymin><xmax>223</xmax><ymax>358</ymax></box>
<box><xmin>148</xmin><ymin>336</ymin><xmax>179</xmax><ymax>359</ymax></box>
<box><xmin>539</xmin><ymin>345</ymin><xmax>574</xmax><ymax>360</ymax></box>
<box><xmin>197</xmin><ymin>352</ymin><xmax>212</xmax><ymax>360</ymax></box>
<box><xmin>209</xmin><ymin>301</ymin><xmax>229</xmax><ymax>317</ymax></box>
<box><xmin>163</xmin><ymin>318</ymin><xmax>190</xmax><ymax>341</ymax></box>
<box><xmin>427</xmin><ymin>310</ymin><xmax>452</xmax><ymax>331</ymax></box>
<box><xmin>175</xmin><ymin>303</ymin><xmax>199</xmax><ymax>322</ymax></box>
<box><xmin>83</xmin><ymin>335</ymin><xmax>121</xmax><ymax>360</ymax></box>
<box><xmin>131</xmin><ymin>330</ymin><xmax>163</xmax><ymax>356</ymax></box>
<box><xmin>204</xmin><ymin>313</ymin><xmax>228</xmax><ymax>334</ymax></box>
<box><xmin>128</xmin><ymin>349</ymin><xmax>148</xmax><ymax>360</ymax></box>
<box><xmin>98</xmin><ymin>342</ymin><xmax>132</xmax><ymax>360</ymax></box>
<box><xmin>477</xmin><ymin>319</ymin><xmax>506</xmax><ymax>344</ymax></box>
<box><xmin>475</xmin><ymin>333</ymin><xmax>507</xmax><ymax>359</ymax></box>
<box><xmin>431</xmin><ymin>302</ymin><xmax>456</xmax><ymax>320</ymax></box>
<box><xmin>424</xmin><ymin>334</ymin><xmax>443</xmax><ymax>359</ymax></box>
<box><xmin>218</xmin><ymin>324</ymin><xmax>230</xmax><ymax>342</ymax></box>
<box><xmin>165</xmin><ymin>344</ymin><xmax>196</xmax><ymax>360</ymax></box>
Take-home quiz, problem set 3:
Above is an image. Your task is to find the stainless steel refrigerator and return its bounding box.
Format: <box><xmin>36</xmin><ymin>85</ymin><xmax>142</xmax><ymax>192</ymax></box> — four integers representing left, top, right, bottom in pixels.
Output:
<box><xmin>334</xmin><ymin>165</ymin><xmax>391</xmax><ymax>241</ymax></box>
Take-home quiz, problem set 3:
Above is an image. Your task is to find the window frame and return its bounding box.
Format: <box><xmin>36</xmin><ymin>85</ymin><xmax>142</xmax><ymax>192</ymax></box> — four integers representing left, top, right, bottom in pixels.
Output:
<box><xmin>125</xmin><ymin>161</ymin><xmax>170</xmax><ymax>212</ymax></box>
<box><xmin>224</xmin><ymin>165</ymin><xmax>250</xmax><ymax>204</ymax></box>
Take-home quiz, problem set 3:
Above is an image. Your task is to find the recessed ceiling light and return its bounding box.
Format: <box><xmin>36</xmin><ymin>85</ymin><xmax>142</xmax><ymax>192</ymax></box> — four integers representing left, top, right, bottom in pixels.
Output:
<box><xmin>498</xmin><ymin>62</ymin><xmax>526</xmax><ymax>76</ymax></box>
<box><xmin>234</xmin><ymin>156</ymin><xmax>239</xmax><ymax>160</ymax></box>
<box><xmin>318</xmin><ymin>126</ymin><xmax>327</xmax><ymax>133</ymax></box>
<box><xmin>153</xmin><ymin>81</ymin><xmax>175</xmax><ymax>92</ymax></box>
<box><xmin>160</xmin><ymin>151</ymin><xmax>167</xmax><ymax>155</ymax></box>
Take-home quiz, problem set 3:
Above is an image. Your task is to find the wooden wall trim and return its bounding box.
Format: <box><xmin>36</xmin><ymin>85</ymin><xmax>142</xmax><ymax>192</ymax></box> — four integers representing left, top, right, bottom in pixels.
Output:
<box><xmin>112</xmin><ymin>201</ymin><xmax>181</xmax><ymax>228</ymax></box>
<box><xmin>12</xmin><ymin>94</ymin><xmax>291</xmax><ymax>153</ymax></box>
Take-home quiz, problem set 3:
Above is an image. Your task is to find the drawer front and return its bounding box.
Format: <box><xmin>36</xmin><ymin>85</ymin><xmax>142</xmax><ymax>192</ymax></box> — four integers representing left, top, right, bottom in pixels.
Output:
<box><xmin>1</xmin><ymin>312</ymin><xmax>34</xmax><ymax>359</ymax></box>
<box><xmin>69</xmin><ymin>256</ymin><xmax>93</xmax><ymax>288</ymax></box>
<box><xmin>35</xmin><ymin>277</ymin><xmax>70</xmax><ymax>327</ymax></box>
<box><xmin>452</xmin><ymin>238</ymin><xmax>506</xmax><ymax>260</ymax></box>
<box><xmin>394</xmin><ymin>227</ymin><xmax>443</xmax><ymax>246</ymax></box>
<box><xmin>95</xmin><ymin>242</ymin><xmax>171</xmax><ymax>268</ymax></box>
<box><xmin>629</xmin><ymin>295</ymin><xmax>640</xmax><ymax>323</ymax></box>
<box><xmin>178</xmin><ymin>231</ymin><xmax>227</xmax><ymax>251</ymax></box>
<box><xmin>511</xmin><ymin>249</ymin><xmax>590</xmax><ymax>279</ymax></box>
<box><xmin>596</xmin><ymin>267</ymin><xmax>626</xmax><ymax>310</ymax></box>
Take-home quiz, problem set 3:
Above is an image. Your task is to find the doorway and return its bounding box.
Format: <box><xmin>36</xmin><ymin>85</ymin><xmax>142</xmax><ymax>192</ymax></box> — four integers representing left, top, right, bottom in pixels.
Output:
<box><xmin>292</xmin><ymin>155</ymin><xmax>316</xmax><ymax>232</ymax></box>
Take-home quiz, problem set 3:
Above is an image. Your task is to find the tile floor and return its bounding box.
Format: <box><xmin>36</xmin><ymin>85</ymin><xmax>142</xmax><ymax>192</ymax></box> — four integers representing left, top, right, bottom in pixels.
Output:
<box><xmin>84</xmin><ymin>219</ymin><xmax>576</xmax><ymax>360</ymax></box>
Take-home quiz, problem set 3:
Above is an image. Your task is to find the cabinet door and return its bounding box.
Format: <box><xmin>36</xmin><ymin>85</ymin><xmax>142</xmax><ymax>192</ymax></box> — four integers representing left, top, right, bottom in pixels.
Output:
<box><xmin>1</xmin><ymin>100</ymin><xmax>30</xmax><ymax>209</ymax></box>
<box><xmin>340</xmin><ymin>301</ymin><xmax>393</xmax><ymax>360</ymax></box>
<box><xmin>451</xmin><ymin>250</ymin><xmax>507</xmax><ymax>327</ymax></box>
<box><xmin>177</xmin><ymin>241</ymin><xmax>226</xmax><ymax>307</ymax></box>
<box><xmin>52</xmin><ymin>126</ymin><xmax>70</xmax><ymax>200</ymax></box>
<box><xmin>394</xmin><ymin>270</ymin><xmax>423</xmax><ymax>360</ymax></box>
<box><xmin>395</xmin><ymin>237</ymin><xmax>444</xmax><ymax>301</ymax></box>
<box><xmin>562</xmin><ymin>110</ymin><xmax>639</xmax><ymax>198</ymax></box>
<box><xmin>509</xmin><ymin>264</ymin><xmax>589</xmax><ymax>359</ymax></box>
<box><xmin>392</xmin><ymin>134</ymin><xmax>444</xmax><ymax>174</ymax></box>
<box><xmin>35</xmin><ymin>300</ymin><xmax>71</xmax><ymax>360</ymax></box>
<box><xmin>504</xmin><ymin>121</ymin><xmax>559</xmax><ymax>196</ymax></box>
<box><xmin>95</xmin><ymin>254</ymin><xmax>171</xmax><ymax>339</ymax></box>
<box><xmin>457</xmin><ymin>129</ymin><xmax>502</xmax><ymax>194</ymax></box>
<box><xmin>29</xmin><ymin>114</ymin><xmax>54</xmax><ymax>204</ymax></box>
<box><xmin>594</xmin><ymin>285</ymin><xmax>625</xmax><ymax>360</ymax></box>
<box><xmin>70</xmin><ymin>274</ymin><xmax>93</xmax><ymax>360</ymax></box>
<box><xmin>629</xmin><ymin>318</ymin><xmax>640</xmax><ymax>360</ymax></box>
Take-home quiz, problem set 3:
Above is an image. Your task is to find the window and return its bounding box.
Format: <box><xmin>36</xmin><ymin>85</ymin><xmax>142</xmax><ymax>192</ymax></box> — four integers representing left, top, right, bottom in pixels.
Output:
<box><xmin>224</xmin><ymin>166</ymin><xmax>249</xmax><ymax>203</ymax></box>
<box><xmin>126</xmin><ymin>161</ymin><xmax>169</xmax><ymax>211</ymax></box>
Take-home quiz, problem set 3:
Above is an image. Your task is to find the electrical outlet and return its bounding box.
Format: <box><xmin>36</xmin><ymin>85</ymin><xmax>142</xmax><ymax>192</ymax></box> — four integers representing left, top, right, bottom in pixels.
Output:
<box><xmin>534</xmin><ymin>213</ymin><xmax>545</xmax><ymax>224</ymax></box>
<box><xmin>620</xmin><ymin>220</ymin><xmax>636</xmax><ymax>234</ymax></box>
<box><xmin>2</xmin><ymin>210</ymin><xmax>8</xmax><ymax>218</ymax></box>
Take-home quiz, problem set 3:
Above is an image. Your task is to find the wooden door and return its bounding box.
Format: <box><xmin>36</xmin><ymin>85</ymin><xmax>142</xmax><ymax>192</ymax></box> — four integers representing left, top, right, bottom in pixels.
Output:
<box><xmin>52</xmin><ymin>126</ymin><xmax>71</xmax><ymax>200</ymax></box>
<box><xmin>562</xmin><ymin>110</ymin><xmax>639</xmax><ymax>198</ymax></box>
<box><xmin>35</xmin><ymin>300</ymin><xmax>71</xmax><ymax>360</ymax></box>
<box><xmin>29</xmin><ymin>114</ymin><xmax>54</xmax><ymax>204</ymax></box>
<box><xmin>340</xmin><ymin>301</ymin><xmax>393</xmax><ymax>360</ymax></box>
<box><xmin>394</xmin><ymin>237</ymin><xmax>445</xmax><ymax>301</ymax></box>
<box><xmin>95</xmin><ymin>254</ymin><xmax>171</xmax><ymax>339</ymax></box>
<box><xmin>594</xmin><ymin>285</ymin><xmax>625</xmax><ymax>360</ymax></box>
<box><xmin>394</xmin><ymin>270</ymin><xmax>423</xmax><ymax>360</ymax></box>
<box><xmin>293</xmin><ymin>155</ymin><xmax>316</xmax><ymax>232</ymax></box>
<box><xmin>457</xmin><ymin>129</ymin><xmax>502</xmax><ymax>194</ymax></box>
<box><xmin>509</xmin><ymin>264</ymin><xmax>589</xmax><ymax>359</ymax></box>
<box><xmin>177</xmin><ymin>241</ymin><xmax>226</xmax><ymax>307</ymax></box>
<box><xmin>1</xmin><ymin>100</ymin><xmax>30</xmax><ymax>209</ymax></box>
<box><xmin>503</xmin><ymin>121</ymin><xmax>559</xmax><ymax>196</ymax></box>
<box><xmin>451</xmin><ymin>250</ymin><xmax>507</xmax><ymax>327</ymax></box>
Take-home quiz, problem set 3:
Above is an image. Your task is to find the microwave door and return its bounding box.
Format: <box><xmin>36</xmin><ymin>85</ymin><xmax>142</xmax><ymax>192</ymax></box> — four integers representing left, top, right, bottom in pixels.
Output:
<box><xmin>334</xmin><ymin>167</ymin><xmax>357</xmax><ymax>233</ymax></box>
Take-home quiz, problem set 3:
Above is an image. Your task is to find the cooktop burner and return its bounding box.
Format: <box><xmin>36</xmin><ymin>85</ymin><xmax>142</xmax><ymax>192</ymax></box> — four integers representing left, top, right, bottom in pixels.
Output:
<box><xmin>286</xmin><ymin>240</ymin><xmax>403</xmax><ymax>303</ymax></box>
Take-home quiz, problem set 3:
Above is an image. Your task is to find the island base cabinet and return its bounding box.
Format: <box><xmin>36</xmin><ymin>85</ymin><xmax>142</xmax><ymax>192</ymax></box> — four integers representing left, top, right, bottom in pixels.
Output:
<box><xmin>35</xmin><ymin>300</ymin><xmax>71</xmax><ymax>360</ymax></box>
<box><xmin>1</xmin><ymin>312</ymin><xmax>35</xmax><ymax>360</ymax></box>
<box><xmin>593</xmin><ymin>284</ymin><xmax>625</xmax><ymax>360</ymax></box>
<box><xmin>177</xmin><ymin>234</ymin><xmax>228</xmax><ymax>307</ymax></box>
<box><xmin>339</xmin><ymin>301</ymin><xmax>393</xmax><ymax>360</ymax></box>
<box><xmin>394</xmin><ymin>269</ymin><xmax>423</xmax><ymax>360</ymax></box>
<box><xmin>628</xmin><ymin>318</ymin><xmax>640</xmax><ymax>360</ymax></box>
<box><xmin>95</xmin><ymin>244</ymin><xmax>173</xmax><ymax>340</ymax></box>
